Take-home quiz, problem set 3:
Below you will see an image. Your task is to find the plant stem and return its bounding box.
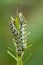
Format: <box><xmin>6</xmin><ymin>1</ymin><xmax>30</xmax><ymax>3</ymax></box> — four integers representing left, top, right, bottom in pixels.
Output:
<box><xmin>17</xmin><ymin>56</ymin><xmax>23</xmax><ymax>65</ymax></box>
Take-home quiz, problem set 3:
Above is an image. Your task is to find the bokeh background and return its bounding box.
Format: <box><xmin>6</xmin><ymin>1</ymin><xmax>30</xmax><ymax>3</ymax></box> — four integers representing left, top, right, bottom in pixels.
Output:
<box><xmin>0</xmin><ymin>0</ymin><xmax>43</xmax><ymax>65</ymax></box>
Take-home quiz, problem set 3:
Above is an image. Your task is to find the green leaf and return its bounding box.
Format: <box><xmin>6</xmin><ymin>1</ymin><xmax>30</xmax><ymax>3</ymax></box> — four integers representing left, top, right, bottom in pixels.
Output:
<box><xmin>15</xmin><ymin>16</ymin><xmax>20</xmax><ymax>31</ymax></box>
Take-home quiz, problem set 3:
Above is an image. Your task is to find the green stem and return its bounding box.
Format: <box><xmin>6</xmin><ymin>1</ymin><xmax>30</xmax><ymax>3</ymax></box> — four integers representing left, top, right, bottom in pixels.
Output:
<box><xmin>17</xmin><ymin>56</ymin><xmax>23</xmax><ymax>65</ymax></box>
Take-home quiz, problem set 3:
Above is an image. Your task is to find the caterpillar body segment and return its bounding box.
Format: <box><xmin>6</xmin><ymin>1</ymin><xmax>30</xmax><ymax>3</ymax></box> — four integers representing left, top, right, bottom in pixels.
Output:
<box><xmin>9</xmin><ymin>17</ymin><xmax>23</xmax><ymax>56</ymax></box>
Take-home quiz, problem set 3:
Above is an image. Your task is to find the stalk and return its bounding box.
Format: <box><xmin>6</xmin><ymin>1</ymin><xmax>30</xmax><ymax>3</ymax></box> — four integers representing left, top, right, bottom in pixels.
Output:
<box><xmin>17</xmin><ymin>56</ymin><xmax>23</xmax><ymax>65</ymax></box>
<box><xmin>7</xmin><ymin>11</ymin><xmax>32</xmax><ymax>65</ymax></box>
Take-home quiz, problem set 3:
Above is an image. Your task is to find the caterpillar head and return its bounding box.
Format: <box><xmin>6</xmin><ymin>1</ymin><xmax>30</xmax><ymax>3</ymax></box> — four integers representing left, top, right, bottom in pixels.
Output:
<box><xmin>19</xmin><ymin>12</ymin><xmax>25</xmax><ymax>22</ymax></box>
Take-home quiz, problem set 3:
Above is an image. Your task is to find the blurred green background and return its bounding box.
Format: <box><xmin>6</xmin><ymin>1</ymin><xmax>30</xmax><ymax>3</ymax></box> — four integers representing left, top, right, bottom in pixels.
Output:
<box><xmin>0</xmin><ymin>0</ymin><xmax>43</xmax><ymax>65</ymax></box>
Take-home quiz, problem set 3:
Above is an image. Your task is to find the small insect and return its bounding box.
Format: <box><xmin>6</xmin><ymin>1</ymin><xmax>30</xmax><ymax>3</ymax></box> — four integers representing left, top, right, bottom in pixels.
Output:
<box><xmin>19</xmin><ymin>12</ymin><xmax>27</xmax><ymax>49</ymax></box>
<box><xmin>9</xmin><ymin>16</ymin><xmax>23</xmax><ymax>56</ymax></box>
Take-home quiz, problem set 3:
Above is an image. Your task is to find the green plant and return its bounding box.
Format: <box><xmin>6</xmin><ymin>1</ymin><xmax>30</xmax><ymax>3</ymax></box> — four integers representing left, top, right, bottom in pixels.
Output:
<box><xmin>7</xmin><ymin>11</ymin><xmax>32</xmax><ymax>65</ymax></box>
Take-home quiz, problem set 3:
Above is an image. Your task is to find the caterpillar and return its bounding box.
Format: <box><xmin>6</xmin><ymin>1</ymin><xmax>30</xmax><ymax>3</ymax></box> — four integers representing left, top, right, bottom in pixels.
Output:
<box><xmin>19</xmin><ymin>12</ymin><xmax>27</xmax><ymax>49</ymax></box>
<box><xmin>9</xmin><ymin>17</ymin><xmax>18</xmax><ymax>40</ymax></box>
<box><xmin>9</xmin><ymin>16</ymin><xmax>23</xmax><ymax>56</ymax></box>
